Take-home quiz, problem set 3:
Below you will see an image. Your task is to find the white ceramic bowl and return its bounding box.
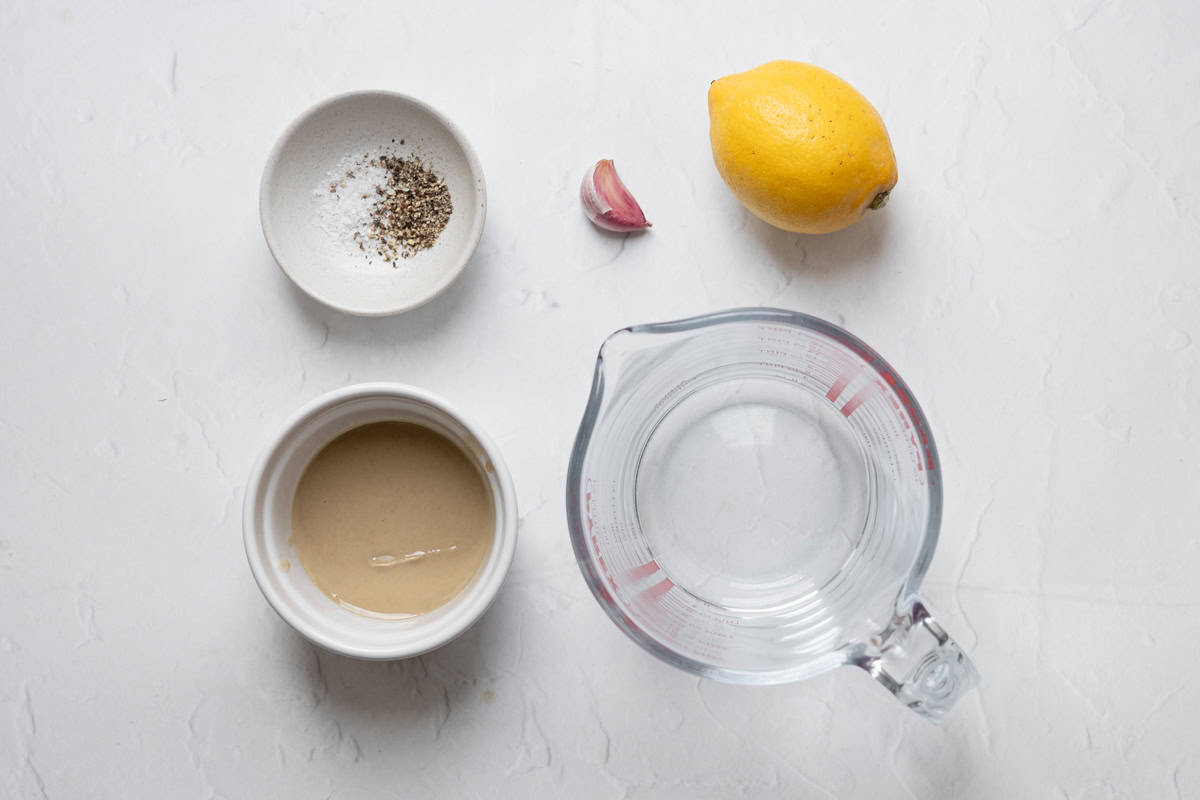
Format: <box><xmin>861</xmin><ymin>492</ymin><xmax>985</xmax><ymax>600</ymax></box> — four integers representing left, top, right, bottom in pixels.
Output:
<box><xmin>243</xmin><ymin>383</ymin><xmax>517</xmax><ymax>659</ymax></box>
<box><xmin>260</xmin><ymin>91</ymin><xmax>487</xmax><ymax>316</ymax></box>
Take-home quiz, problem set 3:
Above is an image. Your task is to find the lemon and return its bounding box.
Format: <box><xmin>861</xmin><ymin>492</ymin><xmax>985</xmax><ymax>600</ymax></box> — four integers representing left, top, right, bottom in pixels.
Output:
<box><xmin>708</xmin><ymin>60</ymin><xmax>897</xmax><ymax>234</ymax></box>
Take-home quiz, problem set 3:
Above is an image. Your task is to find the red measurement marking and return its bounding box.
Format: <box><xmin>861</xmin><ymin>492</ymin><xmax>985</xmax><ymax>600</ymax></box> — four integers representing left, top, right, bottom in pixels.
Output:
<box><xmin>640</xmin><ymin>577</ymin><xmax>674</xmax><ymax>602</ymax></box>
<box><xmin>625</xmin><ymin>560</ymin><xmax>661</xmax><ymax>581</ymax></box>
<box><xmin>825</xmin><ymin>366</ymin><xmax>858</xmax><ymax>402</ymax></box>
<box><xmin>840</xmin><ymin>384</ymin><xmax>875</xmax><ymax>417</ymax></box>
<box><xmin>840</xmin><ymin>337</ymin><xmax>876</xmax><ymax>365</ymax></box>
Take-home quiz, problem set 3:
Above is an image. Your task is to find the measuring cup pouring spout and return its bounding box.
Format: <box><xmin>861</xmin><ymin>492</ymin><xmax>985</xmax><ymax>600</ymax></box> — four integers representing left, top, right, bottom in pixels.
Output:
<box><xmin>567</xmin><ymin>308</ymin><xmax>978</xmax><ymax>719</ymax></box>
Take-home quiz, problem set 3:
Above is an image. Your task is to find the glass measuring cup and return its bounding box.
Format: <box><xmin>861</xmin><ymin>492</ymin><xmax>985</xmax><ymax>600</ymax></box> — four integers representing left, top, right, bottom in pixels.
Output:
<box><xmin>566</xmin><ymin>308</ymin><xmax>978</xmax><ymax>719</ymax></box>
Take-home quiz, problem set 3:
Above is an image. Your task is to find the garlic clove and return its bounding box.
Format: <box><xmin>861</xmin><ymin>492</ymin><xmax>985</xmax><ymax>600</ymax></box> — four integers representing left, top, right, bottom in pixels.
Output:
<box><xmin>580</xmin><ymin>159</ymin><xmax>652</xmax><ymax>232</ymax></box>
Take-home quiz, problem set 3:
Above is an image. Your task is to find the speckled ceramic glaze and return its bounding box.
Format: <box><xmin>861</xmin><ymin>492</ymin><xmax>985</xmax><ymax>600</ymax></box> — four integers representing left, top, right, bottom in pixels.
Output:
<box><xmin>260</xmin><ymin>91</ymin><xmax>486</xmax><ymax>316</ymax></box>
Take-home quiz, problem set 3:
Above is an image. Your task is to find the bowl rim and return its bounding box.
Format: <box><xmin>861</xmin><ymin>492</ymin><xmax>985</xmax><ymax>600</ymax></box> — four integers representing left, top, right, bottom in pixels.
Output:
<box><xmin>242</xmin><ymin>382</ymin><xmax>518</xmax><ymax>659</ymax></box>
<box><xmin>259</xmin><ymin>90</ymin><xmax>487</xmax><ymax>317</ymax></box>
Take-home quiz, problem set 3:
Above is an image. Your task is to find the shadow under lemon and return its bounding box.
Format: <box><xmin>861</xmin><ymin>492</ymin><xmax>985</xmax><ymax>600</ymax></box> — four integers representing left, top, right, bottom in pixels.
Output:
<box><xmin>743</xmin><ymin>200</ymin><xmax>896</xmax><ymax>281</ymax></box>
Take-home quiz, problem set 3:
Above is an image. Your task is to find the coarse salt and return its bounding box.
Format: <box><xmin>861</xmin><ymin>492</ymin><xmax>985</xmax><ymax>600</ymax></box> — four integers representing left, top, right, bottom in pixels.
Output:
<box><xmin>313</xmin><ymin>155</ymin><xmax>388</xmax><ymax>263</ymax></box>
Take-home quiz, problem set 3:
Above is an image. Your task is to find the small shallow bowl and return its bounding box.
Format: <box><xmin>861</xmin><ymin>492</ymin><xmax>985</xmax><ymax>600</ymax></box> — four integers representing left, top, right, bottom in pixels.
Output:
<box><xmin>260</xmin><ymin>91</ymin><xmax>486</xmax><ymax>316</ymax></box>
<box><xmin>243</xmin><ymin>383</ymin><xmax>517</xmax><ymax>659</ymax></box>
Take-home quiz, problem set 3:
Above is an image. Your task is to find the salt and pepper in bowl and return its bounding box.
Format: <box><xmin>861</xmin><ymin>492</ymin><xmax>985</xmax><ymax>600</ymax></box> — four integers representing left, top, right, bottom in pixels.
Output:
<box><xmin>259</xmin><ymin>90</ymin><xmax>486</xmax><ymax>316</ymax></box>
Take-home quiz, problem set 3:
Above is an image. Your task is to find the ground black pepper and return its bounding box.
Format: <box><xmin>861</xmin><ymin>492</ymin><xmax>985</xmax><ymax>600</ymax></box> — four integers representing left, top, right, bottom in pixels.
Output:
<box><xmin>363</xmin><ymin>154</ymin><xmax>452</xmax><ymax>264</ymax></box>
<box><xmin>326</xmin><ymin>148</ymin><xmax>453</xmax><ymax>267</ymax></box>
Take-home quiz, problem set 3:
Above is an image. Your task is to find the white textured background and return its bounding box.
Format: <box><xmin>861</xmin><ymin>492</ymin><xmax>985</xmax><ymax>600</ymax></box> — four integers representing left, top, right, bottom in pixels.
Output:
<box><xmin>3</xmin><ymin>1</ymin><xmax>1199</xmax><ymax>797</ymax></box>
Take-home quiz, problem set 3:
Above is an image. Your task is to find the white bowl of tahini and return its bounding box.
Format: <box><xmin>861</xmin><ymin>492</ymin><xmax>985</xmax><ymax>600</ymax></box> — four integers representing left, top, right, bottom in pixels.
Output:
<box><xmin>243</xmin><ymin>383</ymin><xmax>517</xmax><ymax>659</ymax></box>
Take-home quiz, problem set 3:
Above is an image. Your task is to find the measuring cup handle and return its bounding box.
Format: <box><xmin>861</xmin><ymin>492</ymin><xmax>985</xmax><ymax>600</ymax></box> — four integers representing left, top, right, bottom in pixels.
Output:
<box><xmin>855</xmin><ymin>600</ymin><xmax>979</xmax><ymax>720</ymax></box>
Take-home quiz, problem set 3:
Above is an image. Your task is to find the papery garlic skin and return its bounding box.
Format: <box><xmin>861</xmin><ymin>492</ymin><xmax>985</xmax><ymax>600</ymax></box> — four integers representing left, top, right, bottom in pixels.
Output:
<box><xmin>580</xmin><ymin>159</ymin><xmax>652</xmax><ymax>232</ymax></box>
